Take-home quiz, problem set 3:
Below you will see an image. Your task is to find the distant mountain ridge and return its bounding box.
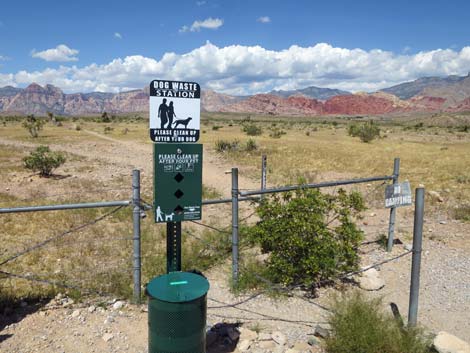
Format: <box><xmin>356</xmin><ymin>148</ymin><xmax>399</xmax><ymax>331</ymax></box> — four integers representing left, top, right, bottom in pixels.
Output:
<box><xmin>380</xmin><ymin>74</ymin><xmax>470</xmax><ymax>99</ymax></box>
<box><xmin>1</xmin><ymin>74</ymin><xmax>470</xmax><ymax>116</ymax></box>
<box><xmin>269</xmin><ymin>86</ymin><xmax>351</xmax><ymax>100</ymax></box>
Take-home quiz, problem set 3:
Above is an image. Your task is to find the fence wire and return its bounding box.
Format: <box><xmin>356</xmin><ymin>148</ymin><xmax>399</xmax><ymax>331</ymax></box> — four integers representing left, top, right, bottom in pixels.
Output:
<box><xmin>2</xmin><ymin>187</ymin><xmax>130</xmax><ymax>205</ymax></box>
<box><xmin>206</xmin><ymin>249</ymin><xmax>413</xmax><ymax>327</ymax></box>
<box><xmin>0</xmin><ymin>205</ymin><xmax>127</xmax><ymax>267</ymax></box>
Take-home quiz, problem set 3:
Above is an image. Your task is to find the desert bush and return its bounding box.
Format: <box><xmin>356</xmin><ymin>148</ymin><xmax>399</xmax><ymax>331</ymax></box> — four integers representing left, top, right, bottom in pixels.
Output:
<box><xmin>326</xmin><ymin>291</ymin><xmax>431</xmax><ymax>353</ymax></box>
<box><xmin>268</xmin><ymin>127</ymin><xmax>286</xmax><ymax>139</ymax></box>
<box><xmin>347</xmin><ymin>123</ymin><xmax>361</xmax><ymax>137</ymax></box>
<box><xmin>246</xmin><ymin>187</ymin><xmax>365</xmax><ymax>287</ymax></box>
<box><xmin>212</xmin><ymin>125</ymin><xmax>222</xmax><ymax>131</ymax></box>
<box><xmin>242</xmin><ymin>123</ymin><xmax>262</xmax><ymax>136</ymax></box>
<box><xmin>101</xmin><ymin>111</ymin><xmax>111</xmax><ymax>123</ymax></box>
<box><xmin>348</xmin><ymin>121</ymin><xmax>381</xmax><ymax>143</ymax></box>
<box><xmin>47</xmin><ymin>111</ymin><xmax>58</xmax><ymax>126</ymax></box>
<box><xmin>23</xmin><ymin>145</ymin><xmax>66</xmax><ymax>177</ymax></box>
<box><xmin>104</xmin><ymin>126</ymin><xmax>114</xmax><ymax>134</ymax></box>
<box><xmin>22</xmin><ymin>115</ymin><xmax>46</xmax><ymax>138</ymax></box>
<box><xmin>245</xmin><ymin>138</ymin><xmax>258</xmax><ymax>152</ymax></box>
<box><xmin>214</xmin><ymin>139</ymin><xmax>240</xmax><ymax>152</ymax></box>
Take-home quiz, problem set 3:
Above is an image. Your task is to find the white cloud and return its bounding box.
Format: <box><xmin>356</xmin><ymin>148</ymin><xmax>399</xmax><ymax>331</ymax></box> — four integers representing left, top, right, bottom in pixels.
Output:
<box><xmin>4</xmin><ymin>42</ymin><xmax>470</xmax><ymax>94</ymax></box>
<box><xmin>114</xmin><ymin>32</ymin><xmax>122</xmax><ymax>39</ymax></box>
<box><xmin>0</xmin><ymin>73</ymin><xmax>15</xmax><ymax>87</ymax></box>
<box><xmin>180</xmin><ymin>17</ymin><xmax>223</xmax><ymax>32</ymax></box>
<box><xmin>31</xmin><ymin>44</ymin><xmax>79</xmax><ymax>62</ymax></box>
<box><xmin>196</xmin><ymin>1</ymin><xmax>206</xmax><ymax>5</ymax></box>
<box><xmin>0</xmin><ymin>55</ymin><xmax>10</xmax><ymax>61</ymax></box>
<box><xmin>257</xmin><ymin>16</ymin><xmax>271</xmax><ymax>23</ymax></box>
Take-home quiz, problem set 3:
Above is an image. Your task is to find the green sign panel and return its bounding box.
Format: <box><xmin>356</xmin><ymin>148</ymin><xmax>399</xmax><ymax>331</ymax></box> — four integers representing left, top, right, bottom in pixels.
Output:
<box><xmin>154</xmin><ymin>143</ymin><xmax>202</xmax><ymax>223</ymax></box>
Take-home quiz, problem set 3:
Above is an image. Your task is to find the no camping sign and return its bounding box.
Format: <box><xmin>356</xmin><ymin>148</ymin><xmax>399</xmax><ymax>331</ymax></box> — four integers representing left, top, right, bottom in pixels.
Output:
<box><xmin>149</xmin><ymin>80</ymin><xmax>200</xmax><ymax>143</ymax></box>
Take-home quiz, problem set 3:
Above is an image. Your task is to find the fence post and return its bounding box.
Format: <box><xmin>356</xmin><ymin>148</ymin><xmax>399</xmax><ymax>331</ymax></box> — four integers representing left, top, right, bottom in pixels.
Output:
<box><xmin>132</xmin><ymin>170</ymin><xmax>142</xmax><ymax>304</ymax></box>
<box><xmin>231</xmin><ymin>167</ymin><xmax>239</xmax><ymax>285</ymax></box>
<box><xmin>408</xmin><ymin>187</ymin><xmax>424</xmax><ymax>327</ymax></box>
<box><xmin>387</xmin><ymin>157</ymin><xmax>400</xmax><ymax>252</ymax></box>
<box><xmin>261</xmin><ymin>155</ymin><xmax>267</xmax><ymax>193</ymax></box>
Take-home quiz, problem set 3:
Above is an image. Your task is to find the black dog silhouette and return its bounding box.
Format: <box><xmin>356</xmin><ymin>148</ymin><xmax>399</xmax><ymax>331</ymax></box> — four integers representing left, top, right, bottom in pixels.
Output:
<box><xmin>173</xmin><ymin>117</ymin><xmax>192</xmax><ymax>129</ymax></box>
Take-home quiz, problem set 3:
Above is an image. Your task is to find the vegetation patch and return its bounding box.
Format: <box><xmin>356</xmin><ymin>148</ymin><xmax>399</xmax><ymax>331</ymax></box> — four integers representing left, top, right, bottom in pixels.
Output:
<box><xmin>242</xmin><ymin>122</ymin><xmax>263</xmax><ymax>136</ymax></box>
<box><xmin>348</xmin><ymin>121</ymin><xmax>381</xmax><ymax>142</ymax></box>
<box><xmin>23</xmin><ymin>145</ymin><xmax>66</xmax><ymax>177</ymax></box>
<box><xmin>326</xmin><ymin>291</ymin><xmax>431</xmax><ymax>353</ymax></box>
<box><xmin>22</xmin><ymin>115</ymin><xmax>46</xmax><ymax>138</ymax></box>
<box><xmin>215</xmin><ymin>139</ymin><xmax>240</xmax><ymax>152</ymax></box>
<box><xmin>245</xmin><ymin>187</ymin><xmax>365</xmax><ymax>288</ymax></box>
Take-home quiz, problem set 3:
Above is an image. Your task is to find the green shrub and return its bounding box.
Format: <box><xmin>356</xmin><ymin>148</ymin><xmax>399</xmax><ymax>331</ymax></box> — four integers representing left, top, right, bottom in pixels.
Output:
<box><xmin>214</xmin><ymin>139</ymin><xmax>240</xmax><ymax>152</ymax></box>
<box><xmin>242</xmin><ymin>123</ymin><xmax>262</xmax><ymax>136</ymax></box>
<box><xmin>245</xmin><ymin>138</ymin><xmax>258</xmax><ymax>152</ymax></box>
<box><xmin>347</xmin><ymin>124</ymin><xmax>361</xmax><ymax>137</ymax></box>
<box><xmin>268</xmin><ymin>127</ymin><xmax>286</xmax><ymax>139</ymax></box>
<box><xmin>23</xmin><ymin>145</ymin><xmax>66</xmax><ymax>177</ymax></box>
<box><xmin>22</xmin><ymin>115</ymin><xmax>46</xmax><ymax>138</ymax></box>
<box><xmin>326</xmin><ymin>292</ymin><xmax>431</xmax><ymax>353</ymax></box>
<box><xmin>104</xmin><ymin>126</ymin><xmax>114</xmax><ymax>134</ymax></box>
<box><xmin>247</xmin><ymin>187</ymin><xmax>365</xmax><ymax>287</ymax></box>
<box><xmin>348</xmin><ymin>121</ymin><xmax>381</xmax><ymax>143</ymax></box>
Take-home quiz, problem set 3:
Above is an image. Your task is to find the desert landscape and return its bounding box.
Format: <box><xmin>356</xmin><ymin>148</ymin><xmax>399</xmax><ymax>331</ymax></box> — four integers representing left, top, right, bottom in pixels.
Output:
<box><xmin>1</xmin><ymin>2</ymin><xmax>470</xmax><ymax>351</ymax></box>
<box><xmin>0</xmin><ymin>107</ymin><xmax>469</xmax><ymax>352</ymax></box>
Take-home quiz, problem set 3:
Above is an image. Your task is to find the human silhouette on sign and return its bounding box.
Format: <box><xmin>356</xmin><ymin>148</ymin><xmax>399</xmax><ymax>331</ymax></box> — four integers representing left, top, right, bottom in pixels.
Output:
<box><xmin>156</xmin><ymin>206</ymin><xmax>163</xmax><ymax>222</ymax></box>
<box><xmin>158</xmin><ymin>99</ymin><xmax>169</xmax><ymax>129</ymax></box>
<box><xmin>167</xmin><ymin>101</ymin><xmax>177</xmax><ymax>129</ymax></box>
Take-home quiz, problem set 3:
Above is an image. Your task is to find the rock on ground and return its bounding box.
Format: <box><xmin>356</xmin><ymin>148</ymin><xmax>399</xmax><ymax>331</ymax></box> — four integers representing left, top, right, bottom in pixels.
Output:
<box><xmin>433</xmin><ymin>331</ymin><xmax>470</xmax><ymax>353</ymax></box>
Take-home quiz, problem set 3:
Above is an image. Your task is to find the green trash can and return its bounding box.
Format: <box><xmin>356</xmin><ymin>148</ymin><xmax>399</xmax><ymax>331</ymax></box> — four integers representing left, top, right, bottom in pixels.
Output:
<box><xmin>147</xmin><ymin>271</ymin><xmax>210</xmax><ymax>353</ymax></box>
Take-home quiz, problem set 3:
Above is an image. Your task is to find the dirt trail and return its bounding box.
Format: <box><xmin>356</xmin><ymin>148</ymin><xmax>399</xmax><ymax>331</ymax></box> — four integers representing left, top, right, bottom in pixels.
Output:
<box><xmin>0</xmin><ymin>130</ymin><xmax>259</xmax><ymax>197</ymax></box>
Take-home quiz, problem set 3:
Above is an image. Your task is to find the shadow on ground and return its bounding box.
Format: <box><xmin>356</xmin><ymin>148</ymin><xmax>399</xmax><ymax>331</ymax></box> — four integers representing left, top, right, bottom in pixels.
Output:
<box><xmin>0</xmin><ymin>296</ymin><xmax>49</xmax><ymax>343</ymax></box>
<box><xmin>207</xmin><ymin>322</ymin><xmax>240</xmax><ymax>353</ymax></box>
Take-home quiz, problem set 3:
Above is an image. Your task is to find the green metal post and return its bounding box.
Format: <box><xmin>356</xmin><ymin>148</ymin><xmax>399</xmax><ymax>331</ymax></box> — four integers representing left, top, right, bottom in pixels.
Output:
<box><xmin>167</xmin><ymin>222</ymin><xmax>182</xmax><ymax>273</ymax></box>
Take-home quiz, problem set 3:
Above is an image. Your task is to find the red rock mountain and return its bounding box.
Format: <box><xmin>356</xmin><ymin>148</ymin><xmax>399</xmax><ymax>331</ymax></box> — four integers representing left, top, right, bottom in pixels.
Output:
<box><xmin>1</xmin><ymin>75</ymin><xmax>470</xmax><ymax>116</ymax></box>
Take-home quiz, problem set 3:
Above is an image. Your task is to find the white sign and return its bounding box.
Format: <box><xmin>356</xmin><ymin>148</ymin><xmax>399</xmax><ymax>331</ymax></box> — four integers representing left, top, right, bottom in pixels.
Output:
<box><xmin>385</xmin><ymin>181</ymin><xmax>412</xmax><ymax>208</ymax></box>
<box><xmin>149</xmin><ymin>80</ymin><xmax>200</xmax><ymax>143</ymax></box>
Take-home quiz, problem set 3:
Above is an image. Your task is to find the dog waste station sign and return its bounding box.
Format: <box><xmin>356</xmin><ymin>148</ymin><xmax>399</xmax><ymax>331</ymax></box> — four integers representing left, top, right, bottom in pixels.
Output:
<box><xmin>147</xmin><ymin>79</ymin><xmax>209</xmax><ymax>353</ymax></box>
<box><xmin>149</xmin><ymin>79</ymin><xmax>200</xmax><ymax>143</ymax></box>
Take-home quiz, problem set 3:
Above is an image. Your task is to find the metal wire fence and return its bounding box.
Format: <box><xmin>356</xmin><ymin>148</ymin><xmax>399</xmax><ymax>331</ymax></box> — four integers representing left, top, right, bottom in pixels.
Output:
<box><xmin>0</xmin><ymin>156</ymin><xmax>409</xmax><ymax>314</ymax></box>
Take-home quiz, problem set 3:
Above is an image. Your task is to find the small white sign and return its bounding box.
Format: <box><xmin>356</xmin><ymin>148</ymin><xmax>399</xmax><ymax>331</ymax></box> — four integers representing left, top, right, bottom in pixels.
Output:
<box><xmin>149</xmin><ymin>80</ymin><xmax>200</xmax><ymax>143</ymax></box>
<box><xmin>385</xmin><ymin>181</ymin><xmax>412</xmax><ymax>208</ymax></box>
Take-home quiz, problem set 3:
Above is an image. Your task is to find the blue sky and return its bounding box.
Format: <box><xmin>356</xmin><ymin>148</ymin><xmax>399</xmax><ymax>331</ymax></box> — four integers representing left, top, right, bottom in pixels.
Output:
<box><xmin>1</xmin><ymin>0</ymin><xmax>469</xmax><ymax>94</ymax></box>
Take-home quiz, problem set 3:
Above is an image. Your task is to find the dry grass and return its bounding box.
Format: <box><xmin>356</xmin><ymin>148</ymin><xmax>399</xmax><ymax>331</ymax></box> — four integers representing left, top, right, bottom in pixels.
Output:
<box><xmin>1</xmin><ymin>113</ymin><xmax>469</xmax><ymax>301</ymax></box>
<box><xmin>201</xmin><ymin>115</ymin><xmax>470</xmax><ymax>211</ymax></box>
